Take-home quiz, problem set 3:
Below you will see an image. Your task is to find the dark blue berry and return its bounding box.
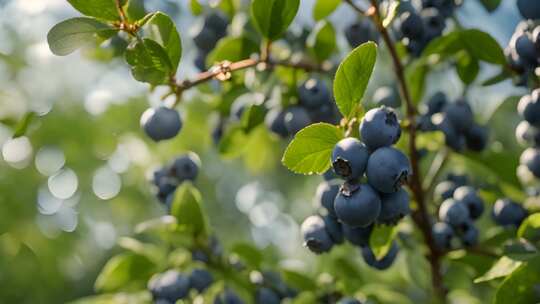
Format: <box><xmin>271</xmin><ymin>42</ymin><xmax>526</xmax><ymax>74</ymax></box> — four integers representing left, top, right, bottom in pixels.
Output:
<box><xmin>284</xmin><ymin>106</ymin><xmax>312</xmax><ymax>135</ymax></box>
<box><xmin>438</xmin><ymin>198</ymin><xmax>470</xmax><ymax>229</ymax></box>
<box><xmin>172</xmin><ymin>153</ymin><xmax>200</xmax><ymax>182</ymax></box>
<box><xmin>298</xmin><ymin>78</ymin><xmax>331</xmax><ymax>109</ymax></box>
<box><xmin>342</xmin><ymin>224</ymin><xmax>373</xmax><ymax>247</ymax></box>
<box><xmin>331</xmin><ymin>138</ymin><xmax>370</xmax><ymax>181</ymax></box>
<box><xmin>148</xmin><ymin>270</ymin><xmax>191</xmax><ymax>302</ymax></box>
<box><xmin>189</xmin><ymin>268</ymin><xmax>213</xmax><ymax>293</ymax></box>
<box><xmin>378</xmin><ymin>188</ymin><xmax>411</xmax><ymax>224</ymax></box>
<box><xmin>334</xmin><ymin>183</ymin><xmax>381</xmax><ymax>227</ymax></box>
<box><xmin>323</xmin><ymin>215</ymin><xmax>344</xmax><ymax>244</ymax></box>
<box><xmin>453</xmin><ymin>186</ymin><xmax>484</xmax><ymax>220</ymax></box>
<box><xmin>265</xmin><ymin>108</ymin><xmax>289</xmax><ymax>138</ymax></box>
<box><xmin>301</xmin><ymin>215</ymin><xmax>334</xmax><ymax>254</ymax></box>
<box><xmin>360</xmin><ymin>106</ymin><xmax>401</xmax><ymax>151</ymax></box>
<box><xmin>315</xmin><ymin>181</ymin><xmax>340</xmax><ymax>217</ymax></box>
<box><xmin>361</xmin><ymin>241</ymin><xmax>399</xmax><ymax>270</ymax></box>
<box><xmin>345</xmin><ymin>19</ymin><xmax>379</xmax><ymax>48</ymax></box>
<box><xmin>443</xmin><ymin>98</ymin><xmax>474</xmax><ymax>133</ymax></box>
<box><xmin>432</xmin><ymin>221</ymin><xmax>454</xmax><ymax>250</ymax></box>
<box><xmin>518</xmin><ymin>90</ymin><xmax>540</xmax><ymax>127</ymax></box>
<box><xmin>140</xmin><ymin>107</ymin><xmax>182</xmax><ymax>141</ymax></box>
<box><xmin>520</xmin><ymin>148</ymin><xmax>540</xmax><ymax>178</ymax></box>
<box><xmin>255</xmin><ymin>287</ymin><xmax>280</xmax><ymax>304</ymax></box>
<box><xmin>366</xmin><ymin>147</ymin><xmax>411</xmax><ymax>193</ymax></box>
<box><xmin>492</xmin><ymin>198</ymin><xmax>528</xmax><ymax>227</ymax></box>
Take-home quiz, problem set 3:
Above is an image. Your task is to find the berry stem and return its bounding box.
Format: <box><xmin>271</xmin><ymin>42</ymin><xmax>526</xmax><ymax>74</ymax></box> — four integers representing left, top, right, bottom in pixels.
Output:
<box><xmin>347</xmin><ymin>0</ymin><xmax>448</xmax><ymax>300</ymax></box>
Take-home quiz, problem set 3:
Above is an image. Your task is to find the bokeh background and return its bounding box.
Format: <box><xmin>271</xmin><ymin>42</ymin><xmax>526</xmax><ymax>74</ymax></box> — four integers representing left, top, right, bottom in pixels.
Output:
<box><xmin>0</xmin><ymin>0</ymin><xmax>530</xmax><ymax>303</ymax></box>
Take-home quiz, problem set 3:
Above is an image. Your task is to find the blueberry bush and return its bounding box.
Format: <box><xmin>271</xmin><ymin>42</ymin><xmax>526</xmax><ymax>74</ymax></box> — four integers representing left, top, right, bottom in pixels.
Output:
<box><xmin>2</xmin><ymin>0</ymin><xmax>540</xmax><ymax>303</ymax></box>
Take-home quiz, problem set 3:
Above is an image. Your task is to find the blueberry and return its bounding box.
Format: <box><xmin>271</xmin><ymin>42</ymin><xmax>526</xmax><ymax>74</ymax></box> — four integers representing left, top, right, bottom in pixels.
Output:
<box><xmin>337</xmin><ymin>297</ymin><xmax>363</xmax><ymax>304</ymax></box>
<box><xmin>265</xmin><ymin>108</ymin><xmax>289</xmax><ymax>138</ymax></box>
<box><xmin>422</xmin><ymin>0</ymin><xmax>456</xmax><ymax>17</ymax></box>
<box><xmin>433</xmin><ymin>114</ymin><xmax>465</xmax><ymax>151</ymax></box>
<box><xmin>465</xmin><ymin>124</ymin><xmax>489</xmax><ymax>152</ymax></box>
<box><xmin>158</xmin><ymin>182</ymin><xmax>177</xmax><ymax>204</ymax></box>
<box><xmin>172</xmin><ymin>153</ymin><xmax>200</xmax><ymax>182</ymax></box>
<box><xmin>331</xmin><ymin>138</ymin><xmax>370</xmax><ymax>180</ymax></box>
<box><xmin>195</xmin><ymin>52</ymin><xmax>207</xmax><ymax>71</ymax></box>
<box><xmin>323</xmin><ymin>169</ymin><xmax>339</xmax><ymax>181</ymax></box>
<box><xmin>148</xmin><ymin>270</ymin><xmax>191</xmax><ymax>302</ymax></box>
<box><xmin>360</xmin><ymin>106</ymin><xmax>402</xmax><ymax>150</ymax></box>
<box><xmin>214</xmin><ymin>289</ymin><xmax>245</xmax><ymax>304</ymax></box>
<box><xmin>434</xmin><ymin>181</ymin><xmax>458</xmax><ymax>202</ymax></box>
<box><xmin>301</xmin><ymin>215</ymin><xmax>334</xmax><ymax>254</ymax></box>
<box><xmin>189</xmin><ymin>268</ymin><xmax>213</xmax><ymax>293</ymax></box>
<box><xmin>342</xmin><ymin>224</ymin><xmax>373</xmax><ymax>247</ymax></box>
<box><xmin>193</xmin><ymin>26</ymin><xmax>219</xmax><ymax>52</ymax></box>
<box><xmin>421</xmin><ymin>8</ymin><xmax>445</xmax><ymax>40</ymax></box>
<box><xmin>432</xmin><ymin>221</ymin><xmax>454</xmax><ymax>250</ymax></box>
<box><xmin>405</xmin><ymin>38</ymin><xmax>428</xmax><ymax>57</ymax></box>
<box><xmin>334</xmin><ymin>183</ymin><xmax>381</xmax><ymax>227</ymax></box>
<box><xmin>516</xmin><ymin>121</ymin><xmax>540</xmax><ymax>147</ymax></box>
<box><xmin>426</xmin><ymin>91</ymin><xmax>448</xmax><ymax>115</ymax></box>
<box><xmin>438</xmin><ymin>199</ymin><xmax>470</xmax><ymax>229</ymax></box>
<box><xmin>511</xmin><ymin>32</ymin><xmax>538</xmax><ymax>66</ymax></box>
<box><xmin>517</xmin><ymin>0</ymin><xmax>540</xmax><ymax>21</ymax></box>
<box><xmin>460</xmin><ymin>223</ymin><xmax>479</xmax><ymax>247</ymax></box>
<box><xmin>518</xmin><ymin>90</ymin><xmax>540</xmax><ymax>127</ymax></box>
<box><xmin>373</xmin><ymin>86</ymin><xmax>401</xmax><ymax>108</ymax></box>
<box><xmin>260</xmin><ymin>271</ymin><xmax>289</xmax><ymax>298</ymax></box>
<box><xmin>366</xmin><ymin>147</ymin><xmax>411</xmax><ymax>194</ymax></box>
<box><xmin>205</xmin><ymin>12</ymin><xmax>229</xmax><ymax>37</ymax></box>
<box><xmin>361</xmin><ymin>241</ymin><xmax>399</xmax><ymax>270</ymax></box>
<box><xmin>309</xmin><ymin>102</ymin><xmax>341</xmax><ymax>124</ymax></box>
<box><xmin>446</xmin><ymin>173</ymin><xmax>468</xmax><ymax>186</ymax></box>
<box><xmin>533</xmin><ymin>26</ymin><xmax>540</xmax><ymax>50</ymax></box>
<box><xmin>284</xmin><ymin>106</ymin><xmax>312</xmax><ymax>135</ymax></box>
<box><xmin>255</xmin><ymin>287</ymin><xmax>280</xmax><ymax>304</ymax></box>
<box><xmin>453</xmin><ymin>186</ymin><xmax>484</xmax><ymax>219</ymax></box>
<box><xmin>377</xmin><ymin>188</ymin><xmax>411</xmax><ymax>224</ymax></box>
<box><xmin>314</xmin><ymin>182</ymin><xmax>340</xmax><ymax>217</ymax></box>
<box><xmin>520</xmin><ymin>147</ymin><xmax>540</xmax><ymax>178</ymax></box>
<box><xmin>323</xmin><ymin>215</ymin><xmax>344</xmax><ymax>244</ymax></box>
<box><xmin>492</xmin><ymin>198</ymin><xmax>528</xmax><ymax>227</ymax></box>
<box><xmin>345</xmin><ymin>19</ymin><xmax>379</xmax><ymax>48</ymax></box>
<box><xmin>140</xmin><ymin>107</ymin><xmax>182</xmax><ymax>141</ymax></box>
<box><xmin>192</xmin><ymin>249</ymin><xmax>210</xmax><ymax>263</ymax></box>
<box><xmin>399</xmin><ymin>11</ymin><xmax>425</xmax><ymax>40</ymax></box>
<box><xmin>298</xmin><ymin>78</ymin><xmax>331</xmax><ymax>109</ymax></box>
<box><xmin>417</xmin><ymin>114</ymin><xmax>437</xmax><ymax>132</ymax></box>
<box><xmin>443</xmin><ymin>98</ymin><xmax>474</xmax><ymax>133</ymax></box>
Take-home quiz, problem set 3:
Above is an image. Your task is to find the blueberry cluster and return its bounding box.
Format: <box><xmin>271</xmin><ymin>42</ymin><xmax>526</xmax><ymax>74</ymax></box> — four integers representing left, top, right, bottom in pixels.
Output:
<box><xmin>517</xmin><ymin>90</ymin><xmax>540</xmax><ymax>180</ymax></box>
<box><xmin>345</xmin><ymin>18</ymin><xmax>379</xmax><ymax>49</ymax></box>
<box><xmin>394</xmin><ymin>0</ymin><xmax>459</xmax><ymax>57</ymax></box>
<box><xmin>150</xmin><ymin>153</ymin><xmax>200</xmax><ymax>209</ymax></box>
<box><xmin>148</xmin><ymin>268</ymin><xmax>213</xmax><ymax>303</ymax></box>
<box><xmin>505</xmin><ymin>21</ymin><xmax>540</xmax><ymax>86</ymax></box>
<box><xmin>141</xmin><ymin>106</ymin><xmax>183</xmax><ymax>142</ymax></box>
<box><xmin>301</xmin><ymin>106</ymin><xmax>410</xmax><ymax>270</ymax></box>
<box><xmin>432</xmin><ymin>174</ymin><xmax>484</xmax><ymax>249</ymax></box>
<box><xmin>192</xmin><ymin>12</ymin><xmax>229</xmax><ymax>71</ymax></box>
<box><xmin>418</xmin><ymin>92</ymin><xmax>488</xmax><ymax>152</ymax></box>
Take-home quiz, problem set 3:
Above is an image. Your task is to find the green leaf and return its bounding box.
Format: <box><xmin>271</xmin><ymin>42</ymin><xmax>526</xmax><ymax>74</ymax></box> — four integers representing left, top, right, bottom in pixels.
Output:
<box><xmin>312</xmin><ymin>0</ymin><xmax>341</xmax><ymax>21</ymax></box>
<box><xmin>333</xmin><ymin>42</ymin><xmax>377</xmax><ymax>118</ymax></box>
<box><xmin>143</xmin><ymin>12</ymin><xmax>182</xmax><ymax>72</ymax></box>
<box><xmin>474</xmin><ymin>256</ymin><xmax>523</xmax><ymax>283</ymax></box>
<box><xmin>482</xmin><ymin>69</ymin><xmax>512</xmax><ymax>86</ymax></box>
<box><xmin>68</xmin><ymin>291</ymin><xmax>152</xmax><ymax>304</ymax></box>
<box><xmin>230</xmin><ymin>243</ymin><xmax>263</xmax><ymax>268</ymax></box>
<box><xmin>405</xmin><ymin>60</ymin><xmax>428</xmax><ymax>105</ymax></box>
<box><xmin>281</xmin><ymin>270</ymin><xmax>317</xmax><ymax>291</ymax></box>
<box><xmin>494</xmin><ymin>256</ymin><xmax>540</xmax><ymax>304</ymax></box>
<box><xmin>250</xmin><ymin>0</ymin><xmax>300</xmax><ymax>40</ymax></box>
<box><xmin>479</xmin><ymin>0</ymin><xmax>502</xmax><ymax>12</ymax></box>
<box><xmin>307</xmin><ymin>21</ymin><xmax>337</xmax><ymax>62</ymax></box>
<box><xmin>207</xmin><ymin>36</ymin><xmax>258</xmax><ymax>66</ymax></box>
<box><xmin>123</xmin><ymin>0</ymin><xmax>146</xmax><ymax>21</ymax></box>
<box><xmin>241</xmin><ymin>104</ymin><xmax>267</xmax><ymax>133</ymax></box>
<box><xmin>12</xmin><ymin>112</ymin><xmax>36</xmax><ymax>138</ymax></box>
<box><xmin>282</xmin><ymin>123</ymin><xmax>343</xmax><ymax>175</ymax></box>
<box><xmin>47</xmin><ymin>17</ymin><xmax>117</xmax><ymax>56</ymax></box>
<box><xmin>456</xmin><ymin>52</ymin><xmax>479</xmax><ymax>85</ymax></box>
<box><xmin>95</xmin><ymin>253</ymin><xmax>156</xmax><ymax>292</ymax></box>
<box><xmin>125</xmin><ymin>38</ymin><xmax>172</xmax><ymax>85</ymax></box>
<box><xmin>219</xmin><ymin>124</ymin><xmax>249</xmax><ymax>158</ymax></box>
<box><xmin>369</xmin><ymin>225</ymin><xmax>397</xmax><ymax>259</ymax></box>
<box><xmin>135</xmin><ymin>215</ymin><xmax>177</xmax><ymax>234</ymax></box>
<box><xmin>67</xmin><ymin>0</ymin><xmax>124</xmax><ymax>21</ymax></box>
<box><xmin>170</xmin><ymin>182</ymin><xmax>208</xmax><ymax>237</ymax></box>
<box><xmin>518</xmin><ymin>213</ymin><xmax>540</xmax><ymax>243</ymax></box>
<box><xmin>190</xmin><ymin>0</ymin><xmax>203</xmax><ymax>16</ymax></box>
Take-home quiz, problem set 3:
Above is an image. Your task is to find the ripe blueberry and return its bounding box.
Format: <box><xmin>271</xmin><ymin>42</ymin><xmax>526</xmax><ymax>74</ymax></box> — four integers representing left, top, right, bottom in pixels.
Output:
<box><xmin>148</xmin><ymin>270</ymin><xmax>191</xmax><ymax>302</ymax></box>
<box><xmin>439</xmin><ymin>199</ymin><xmax>470</xmax><ymax>229</ymax></box>
<box><xmin>443</xmin><ymin>98</ymin><xmax>474</xmax><ymax>133</ymax></box>
<box><xmin>520</xmin><ymin>147</ymin><xmax>540</xmax><ymax>178</ymax></box>
<box><xmin>205</xmin><ymin>12</ymin><xmax>229</xmax><ymax>37</ymax></box>
<box><xmin>298</xmin><ymin>78</ymin><xmax>331</xmax><ymax>109</ymax></box>
<box><xmin>331</xmin><ymin>138</ymin><xmax>370</xmax><ymax>181</ymax></box>
<box><xmin>323</xmin><ymin>215</ymin><xmax>344</xmax><ymax>244</ymax></box>
<box><xmin>284</xmin><ymin>106</ymin><xmax>312</xmax><ymax>135</ymax></box>
<box><xmin>373</xmin><ymin>86</ymin><xmax>401</xmax><ymax>108</ymax></box>
<box><xmin>399</xmin><ymin>11</ymin><xmax>425</xmax><ymax>40</ymax></box>
<box><xmin>517</xmin><ymin>0</ymin><xmax>540</xmax><ymax>21</ymax></box>
<box><xmin>345</xmin><ymin>19</ymin><xmax>379</xmax><ymax>48</ymax></box>
<box><xmin>140</xmin><ymin>107</ymin><xmax>182</xmax><ymax>141</ymax></box>
<box><xmin>214</xmin><ymin>289</ymin><xmax>245</xmax><ymax>304</ymax></box>
<box><xmin>189</xmin><ymin>268</ymin><xmax>213</xmax><ymax>292</ymax></box>
<box><xmin>366</xmin><ymin>147</ymin><xmax>411</xmax><ymax>193</ymax></box>
<box><xmin>342</xmin><ymin>223</ymin><xmax>373</xmax><ymax>247</ymax></box>
<box><xmin>432</xmin><ymin>221</ymin><xmax>454</xmax><ymax>250</ymax></box>
<box><xmin>426</xmin><ymin>91</ymin><xmax>448</xmax><ymax>115</ymax></box>
<box><xmin>465</xmin><ymin>124</ymin><xmax>489</xmax><ymax>152</ymax></box>
<box><xmin>421</xmin><ymin>8</ymin><xmax>445</xmax><ymax>40</ymax></box>
<box><xmin>511</xmin><ymin>32</ymin><xmax>538</xmax><ymax>66</ymax></box>
<box><xmin>255</xmin><ymin>287</ymin><xmax>281</xmax><ymax>304</ymax></box>
<box><xmin>360</xmin><ymin>106</ymin><xmax>401</xmax><ymax>150</ymax></box>
<box><xmin>453</xmin><ymin>186</ymin><xmax>484</xmax><ymax>220</ymax></box>
<box><xmin>460</xmin><ymin>222</ymin><xmax>479</xmax><ymax>247</ymax></box>
<box><xmin>434</xmin><ymin>181</ymin><xmax>458</xmax><ymax>202</ymax></box>
<box><xmin>377</xmin><ymin>188</ymin><xmax>411</xmax><ymax>224</ymax></box>
<box><xmin>193</xmin><ymin>26</ymin><xmax>219</xmax><ymax>52</ymax></box>
<box><xmin>172</xmin><ymin>153</ymin><xmax>200</xmax><ymax>182</ymax></box>
<box><xmin>334</xmin><ymin>183</ymin><xmax>381</xmax><ymax>227</ymax></box>
<box><xmin>314</xmin><ymin>181</ymin><xmax>340</xmax><ymax>217</ymax></box>
<box><xmin>492</xmin><ymin>198</ymin><xmax>528</xmax><ymax>227</ymax></box>
<box><xmin>433</xmin><ymin>114</ymin><xmax>465</xmax><ymax>151</ymax></box>
<box><xmin>518</xmin><ymin>90</ymin><xmax>540</xmax><ymax>127</ymax></box>
<box><xmin>301</xmin><ymin>215</ymin><xmax>334</xmax><ymax>254</ymax></box>
<box><xmin>361</xmin><ymin>241</ymin><xmax>399</xmax><ymax>270</ymax></box>
<box><xmin>265</xmin><ymin>108</ymin><xmax>289</xmax><ymax>138</ymax></box>
<box><xmin>516</xmin><ymin>121</ymin><xmax>540</xmax><ymax>147</ymax></box>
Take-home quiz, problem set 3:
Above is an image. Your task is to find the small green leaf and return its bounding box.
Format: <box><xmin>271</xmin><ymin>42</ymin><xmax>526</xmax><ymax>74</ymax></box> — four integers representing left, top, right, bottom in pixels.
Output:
<box><xmin>47</xmin><ymin>17</ymin><xmax>117</xmax><ymax>56</ymax></box>
<box><xmin>282</xmin><ymin>123</ymin><xmax>343</xmax><ymax>175</ymax></box>
<box><xmin>207</xmin><ymin>36</ymin><xmax>258</xmax><ymax>66</ymax></box>
<box><xmin>307</xmin><ymin>21</ymin><xmax>337</xmax><ymax>62</ymax></box>
<box><xmin>230</xmin><ymin>243</ymin><xmax>263</xmax><ymax>268</ymax></box>
<box><xmin>518</xmin><ymin>213</ymin><xmax>540</xmax><ymax>243</ymax></box>
<box><xmin>241</xmin><ymin>104</ymin><xmax>267</xmax><ymax>133</ymax></box>
<box><xmin>12</xmin><ymin>112</ymin><xmax>36</xmax><ymax>138</ymax></box>
<box><xmin>333</xmin><ymin>42</ymin><xmax>377</xmax><ymax>118</ymax></box>
<box><xmin>479</xmin><ymin>0</ymin><xmax>502</xmax><ymax>12</ymax></box>
<box><xmin>474</xmin><ymin>256</ymin><xmax>523</xmax><ymax>283</ymax></box>
<box><xmin>170</xmin><ymin>182</ymin><xmax>208</xmax><ymax>237</ymax></box>
<box><xmin>456</xmin><ymin>52</ymin><xmax>479</xmax><ymax>85</ymax></box>
<box><xmin>312</xmin><ymin>0</ymin><xmax>341</xmax><ymax>21</ymax></box>
<box><xmin>67</xmin><ymin>0</ymin><xmax>124</xmax><ymax>21</ymax></box>
<box><xmin>125</xmin><ymin>38</ymin><xmax>172</xmax><ymax>85</ymax></box>
<box><xmin>494</xmin><ymin>256</ymin><xmax>540</xmax><ymax>304</ymax></box>
<box><xmin>144</xmin><ymin>12</ymin><xmax>182</xmax><ymax>72</ymax></box>
<box><xmin>95</xmin><ymin>253</ymin><xmax>156</xmax><ymax>292</ymax></box>
<box><xmin>219</xmin><ymin>124</ymin><xmax>248</xmax><ymax>158</ymax></box>
<box><xmin>190</xmin><ymin>0</ymin><xmax>204</xmax><ymax>16</ymax></box>
<box><xmin>369</xmin><ymin>225</ymin><xmax>397</xmax><ymax>259</ymax></box>
<box><xmin>124</xmin><ymin>0</ymin><xmax>146</xmax><ymax>21</ymax></box>
<box><xmin>482</xmin><ymin>69</ymin><xmax>512</xmax><ymax>86</ymax></box>
<box><xmin>281</xmin><ymin>270</ymin><xmax>317</xmax><ymax>291</ymax></box>
<box><xmin>250</xmin><ymin>0</ymin><xmax>300</xmax><ymax>40</ymax></box>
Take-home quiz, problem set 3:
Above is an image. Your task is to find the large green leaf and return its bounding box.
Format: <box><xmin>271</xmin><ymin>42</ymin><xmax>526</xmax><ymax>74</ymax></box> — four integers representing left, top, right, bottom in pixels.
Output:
<box><xmin>170</xmin><ymin>182</ymin><xmax>208</xmax><ymax>237</ymax></box>
<box><xmin>312</xmin><ymin>0</ymin><xmax>341</xmax><ymax>21</ymax></box>
<box><xmin>67</xmin><ymin>0</ymin><xmax>125</xmax><ymax>21</ymax></box>
<box><xmin>333</xmin><ymin>42</ymin><xmax>377</xmax><ymax>118</ymax></box>
<box><xmin>94</xmin><ymin>253</ymin><xmax>156</xmax><ymax>292</ymax></box>
<box><xmin>47</xmin><ymin>17</ymin><xmax>117</xmax><ymax>56</ymax></box>
<box><xmin>207</xmin><ymin>36</ymin><xmax>258</xmax><ymax>66</ymax></box>
<box><xmin>494</xmin><ymin>256</ymin><xmax>540</xmax><ymax>304</ymax></box>
<box><xmin>456</xmin><ymin>52</ymin><xmax>479</xmax><ymax>85</ymax></box>
<box><xmin>250</xmin><ymin>0</ymin><xmax>300</xmax><ymax>40</ymax></box>
<box><xmin>143</xmin><ymin>12</ymin><xmax>182</xmax><ymax>72</ymax></box>
<box><xmin>282</xmin><ymin>123</ymin><xmax>343</xmax><ymax>175</ymax></box>
<box><xmin>124</xmin><ymin>38</ymin><xmax>172</xmax><ymax>85</ymax></box>
<box><xmin>474</xmin><ymin>256</ymin><xmax>523</xmax><ymax>283</ymax></box>
<box><xmin>307</xmin><ymin>20</ymin><xmax>336</xmax><ymax>62</ymax></box>
<box><xmin>369</xmin><ymin>225</ymin><xmax>397</xmax><ymax>259</ymax></box>
<box><xmin>518</xmin><ymin>213</ymin><xmax>540</xmax><ymax>243</ymax></box>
